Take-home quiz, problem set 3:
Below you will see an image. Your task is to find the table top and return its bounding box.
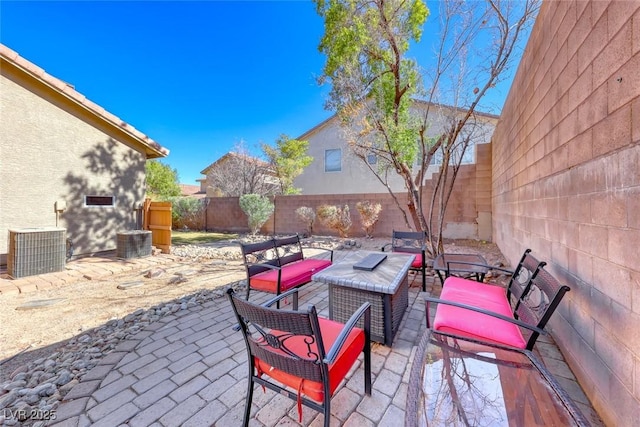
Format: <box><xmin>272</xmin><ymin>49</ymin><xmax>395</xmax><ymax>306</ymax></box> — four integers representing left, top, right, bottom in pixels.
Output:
<box><xmin>406</xmin><ymin>330</ymin><xmax>590</xmax><ymax>427</ymax></box>
<box><xmin>311</xmin><ymin>250</ymin><xmax>414</xmax><ymax>295</ymax></box>
<box><xmin>433</xmin><ymin>252</ymin><xmax>489</xmax><ymax>274</ymax></box>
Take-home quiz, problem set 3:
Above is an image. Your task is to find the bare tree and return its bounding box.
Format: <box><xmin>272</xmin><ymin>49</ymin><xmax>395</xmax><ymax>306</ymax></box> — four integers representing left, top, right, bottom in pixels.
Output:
<box><xmin>315</xmin><ymin>0</ymin><xmax>540</xmax><ymax>256</ymax></box>
<box><xmin>204</xmin><ymin>141</ymin><xmax>278</xmax><ymax>197</ymax></box>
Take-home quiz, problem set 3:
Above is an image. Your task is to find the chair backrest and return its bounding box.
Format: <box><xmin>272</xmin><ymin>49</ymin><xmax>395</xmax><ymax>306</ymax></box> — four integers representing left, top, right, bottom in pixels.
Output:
<box><xmin>227</xmin><ymin>288</ymin><xmax>327</xmax><ymax>383</ymax></box>
<box><xmin>505</xmin><ymin>249</ymin><xmax>546</xmax><ymax>302</ymax></box>
<box><xmin>391</xmin><ymin>230</ymin><xmax>426</xmax><ymax>255</ymax></box>
<box><xmin>240</xmin><ymin>239</ymin><xmax>280</xmax><ymax>278</ymax></box>
<box><xmin>274</xmin><ymin>235</ymin><xmax>304</xmax><ymax>266</ymax></box>
<box><xmin>514</xmin><ymin>266</ymin><xmax>570</xmax><ymax>348</ymax></box>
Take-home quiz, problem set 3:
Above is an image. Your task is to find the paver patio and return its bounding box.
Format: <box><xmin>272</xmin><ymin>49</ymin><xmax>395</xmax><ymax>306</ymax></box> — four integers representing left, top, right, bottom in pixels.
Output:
<box><xmin>5</xmin><ymin>250</ymin><xmax>603</xmax><ymax>426</ymax></box>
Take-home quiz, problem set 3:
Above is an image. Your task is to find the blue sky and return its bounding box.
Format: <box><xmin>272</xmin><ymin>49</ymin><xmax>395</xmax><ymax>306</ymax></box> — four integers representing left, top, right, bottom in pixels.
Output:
<box><xmin>1</xmin><ymin>1</ymin><xmax>523</xmax><ymax>186</ymax></box>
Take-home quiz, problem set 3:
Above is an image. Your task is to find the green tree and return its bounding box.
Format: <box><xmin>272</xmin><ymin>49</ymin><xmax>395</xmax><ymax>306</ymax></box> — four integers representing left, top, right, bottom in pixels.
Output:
<box><xmin>314</xmin><ymin>0</ymin><xmax>539</xmax><ymax>256</ymax></box>
<box><xmin>262</xmin><ymin>135</ymin><xmax>313</xmax><ymax>195</ymax></box>
<box><xmin>145</xmin><ymin>160</ymin><xmax>181</xmax><ymax>200</ymax></box>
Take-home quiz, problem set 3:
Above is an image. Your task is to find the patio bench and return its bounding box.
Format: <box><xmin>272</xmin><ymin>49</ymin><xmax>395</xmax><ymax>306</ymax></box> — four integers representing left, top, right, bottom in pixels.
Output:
<box><xmin>425</xmin><ymin>249</ymin><xmax>570</xmax><ymax>350</ymax></box>
<box><xmin>240</xmin><ymin>235</ymin><xmax>333</xmax><ymax>308</ymax></box>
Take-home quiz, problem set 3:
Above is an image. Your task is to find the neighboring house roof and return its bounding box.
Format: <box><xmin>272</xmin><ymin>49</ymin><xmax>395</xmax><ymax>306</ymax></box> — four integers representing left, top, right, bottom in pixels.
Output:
<box><xmin>179</xmin><ymin>184</ymin><xmax>206</xmax><ymax>198</ymax></box>
<box><xmin>296</xmin><ymin>99</ymin><xmax>500</xmax><ymax>140</ymax></box>
<box><xmin>0</xmin><ymin>43</ymin><xmax>168</xmax><ymax>159</ymax></box>
<box><xmin>200</xmin><ymin>152</ymin><xmax>271</xmax><ymax>175</ymax></box>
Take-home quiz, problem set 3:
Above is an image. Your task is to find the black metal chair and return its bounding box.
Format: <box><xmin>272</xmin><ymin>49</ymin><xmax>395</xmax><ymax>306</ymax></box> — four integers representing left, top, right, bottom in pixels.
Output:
<box><xmin>382</xmin><ymin>230</ymin><xmax>428</xmax><ymax>291</ymax></box>
<box><xmin>227</xmin><ymin>288</ymin><xmax>371</xmax><ymax>427</ymax></box>
<box><xmin>425</xmin><ymin>250</ymin><xmax>570</xmax><ymax>350</ymax></box>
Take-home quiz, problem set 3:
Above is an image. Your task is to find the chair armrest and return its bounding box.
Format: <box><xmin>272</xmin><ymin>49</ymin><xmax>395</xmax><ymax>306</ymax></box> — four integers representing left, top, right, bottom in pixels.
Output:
<box><xmin>324</xmin><ymin>302</ymin><xmax>371</xmax><ymax>364</ymax></box>
<box><xmin>424</xmin><ymin>296</ymin><xmax>546</xmax><ymax>336</ymax></box>
<box><xmin>301</xmin><ymin>246</ymin><xmax>334</xmax><ymax>262</ymax></box>
<box><xmin>262</xmin><ymin>288</ymin><xmax>300</xmax><ymax>308</ymax></box>
<box><xmin>381</xmin><ymin>243</ymin><xmax>392</xmax><ymax>252</ymax></box>
<box><xmin>245</xmin><ymin>262</ymin><xmax>282</xmax><ymax>273</ymax></box>
<box><xmin>443</xmin><ymin>260</ymin><xmax>514</xmax><ymax>275</ymax></box>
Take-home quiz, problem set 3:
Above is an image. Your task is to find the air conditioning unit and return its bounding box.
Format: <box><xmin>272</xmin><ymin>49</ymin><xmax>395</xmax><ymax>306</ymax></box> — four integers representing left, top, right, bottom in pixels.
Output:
<box><xmin>8</xmin><ymin>227</ymin><xmax>66</xmax><ymax>279</ymax></box>
<box><xmin>116</xmin><ymin>230</ymin><xmax>152</xmax><ymax>259</ymax></box>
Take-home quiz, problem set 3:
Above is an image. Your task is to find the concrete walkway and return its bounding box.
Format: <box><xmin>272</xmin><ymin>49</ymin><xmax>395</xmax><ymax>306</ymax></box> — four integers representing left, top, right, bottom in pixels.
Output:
<box><xmin>46</xmin><ymin>263</ymin><xmax>604</xmax><ymax>426</ymax></box>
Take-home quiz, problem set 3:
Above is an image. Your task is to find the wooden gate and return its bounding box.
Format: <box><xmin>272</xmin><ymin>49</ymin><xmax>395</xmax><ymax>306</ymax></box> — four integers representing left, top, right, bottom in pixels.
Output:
<box><xmin>143</xmin><ymin>199</ymin><xmax>172</xmax><ymax>254</ymax></box>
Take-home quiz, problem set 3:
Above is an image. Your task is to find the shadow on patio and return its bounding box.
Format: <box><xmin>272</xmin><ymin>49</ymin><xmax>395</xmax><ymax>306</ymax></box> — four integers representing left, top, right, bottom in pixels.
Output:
<box><xmin>43</xmin><ymin>249</ymin><xmax>604</xmax><ymax>427</ymax></box>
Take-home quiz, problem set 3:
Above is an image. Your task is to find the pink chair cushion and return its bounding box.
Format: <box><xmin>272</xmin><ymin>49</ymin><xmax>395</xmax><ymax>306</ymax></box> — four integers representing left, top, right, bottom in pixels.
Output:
<box><xmin>395</xmin><ymin>250</ymin><xmax>423</xmax><ymax>268</ymax></box>
<box><xmin>250</xmin><ymin>258</ymin><xmax>332</xmax><ymax>293</ymax></box>
<box><xmin>433</xmin><ymin>276</ymin><xmax>526</xmax><ymax>349</ymax></box>
<box><xmin>254</xmin><ymin>317</ymin><xmax>365</xmax><ymax>402</ymax></box>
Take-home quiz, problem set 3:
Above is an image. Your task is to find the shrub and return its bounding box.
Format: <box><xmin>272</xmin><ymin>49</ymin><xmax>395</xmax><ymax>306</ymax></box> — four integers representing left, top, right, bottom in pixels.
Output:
<box><xmin>316</xmin><ymin>204</ymin><xmax>352</xmax><ymax>237</ymax></box>
<box><xmin>169</xmin><ymin>197</ymin><xmax>205</xmax><ymax>230</ymax></box>
<box><xmin>295</xmin><ymin>206</ymin><xmax>316</xmax><ymax>236</ymax></box>
<box><xmin>239</xmin><ymin>194</ymin><xmax>274</xmax><ymax>235</ymax></box>
<box><xmin>356</xmin><ymin>201</ymin><xmax>382</xmax><ymax>237</ymax></box>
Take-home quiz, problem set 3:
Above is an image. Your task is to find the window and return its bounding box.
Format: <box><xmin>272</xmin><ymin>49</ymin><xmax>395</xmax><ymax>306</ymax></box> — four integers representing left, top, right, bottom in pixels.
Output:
<box><xmin>426</xmin><ymin>143</ymin><xmax>475</xmax><ymax>166</ymax></box>
<box><xmin>84</xmin><ymin>195</ymin><xmax>115</xmax><ymax>207</ymax></box>
<box><xmin>325</xmin><ymin>149</ymin><xmax>342</xmax><ymax>172</ymax></box>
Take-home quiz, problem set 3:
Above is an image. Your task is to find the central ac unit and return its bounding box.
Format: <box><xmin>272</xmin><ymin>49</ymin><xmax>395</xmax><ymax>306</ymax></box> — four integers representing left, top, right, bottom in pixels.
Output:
<box><xmin>8</xmin><ymin>227</ymin><xmax>66</xmax><ymax>278</ymax></box>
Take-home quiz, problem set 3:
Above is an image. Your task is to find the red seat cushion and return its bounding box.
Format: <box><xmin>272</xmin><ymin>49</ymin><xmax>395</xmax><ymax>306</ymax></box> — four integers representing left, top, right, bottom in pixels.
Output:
<box><xmin>394</xmin><ymin>250</ymin><xmax>423</xmax><ymax>269</ymax></box>
<box><xmin>410</xmin><ymin>253</ymin><xmax>424</xmax><ymax>269</ymax></box>
<box><xmin>433</xmin><ymin>276</ymin><xmax>526</xmax><ymax>349</ymax></box>
<box><xmin>254</xmin><ymin>317</ymin><xmax>365</xmax><ymax>403</ymax></box>
<box><xmin>250</xmin><ymin>259</ymin><xmax>332</xmax><ymax>293</ymax></box>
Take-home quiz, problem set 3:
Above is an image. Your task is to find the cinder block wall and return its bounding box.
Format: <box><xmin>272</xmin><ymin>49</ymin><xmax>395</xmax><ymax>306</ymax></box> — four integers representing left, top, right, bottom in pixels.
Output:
<box><xmin>205</xmin><ymin>143</ymin><xmax>492</xmax><ymax>240</ymax></box>
<box><xmin>491</xmin><ymin>1</ymin><xmax>640</xmax><ymax>425</ymax></box>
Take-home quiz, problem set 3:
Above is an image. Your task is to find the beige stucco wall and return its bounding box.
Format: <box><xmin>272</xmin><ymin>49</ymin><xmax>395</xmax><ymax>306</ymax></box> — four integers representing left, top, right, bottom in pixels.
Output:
<box><xmin>1</xmin><ymin>63</ymin><xmax>147</xmax><ymax>262</ymax></box>
<box><xmin>294</xmin><ymin>105</ymin><xmax>497</xmax><ymax>195</ymax></box>
<box><xmin>492</xmin><ymin>1</ymin><xmax>640</xmax><ymax>425</ymax></box>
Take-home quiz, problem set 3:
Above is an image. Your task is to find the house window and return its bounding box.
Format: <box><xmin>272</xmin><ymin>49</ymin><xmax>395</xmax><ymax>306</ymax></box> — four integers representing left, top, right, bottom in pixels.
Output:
<box><xmin>325</xmin><ymin>149</ymin><xmax>342</xmax><ymax>172</ymax></box>
<box><xmin>427</xmin><ymin>143</ymin><xmax>475</xmax><ymax>165</ymax></box>
<box><xmin>84</xmin><ymin>195</ymin><xmax>115</xmax><ymax>207</ymax></box>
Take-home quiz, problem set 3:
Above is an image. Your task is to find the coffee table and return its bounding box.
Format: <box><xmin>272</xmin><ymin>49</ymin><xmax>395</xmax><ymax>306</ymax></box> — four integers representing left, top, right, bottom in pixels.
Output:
<box><xmin>312</xmin><ymin>251</ymin><xmax>414</xmax><ymax>346</ymax></box>
<box><xmin>433</xmin><ymin>252</ymin><xmax>489</xmax><ymax>285</ymax></box>
<box><xmin>406</xmin><ymin>330</ymin><xmax>590</xmax><ymax>426</ymax></box>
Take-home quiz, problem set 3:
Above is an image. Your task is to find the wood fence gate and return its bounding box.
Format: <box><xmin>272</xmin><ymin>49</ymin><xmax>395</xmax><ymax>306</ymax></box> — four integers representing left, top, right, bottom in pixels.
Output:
<box><xmin>143</xmin><ymin>199</ymin><xmax>172</xmax><ymax>254</ymax></box>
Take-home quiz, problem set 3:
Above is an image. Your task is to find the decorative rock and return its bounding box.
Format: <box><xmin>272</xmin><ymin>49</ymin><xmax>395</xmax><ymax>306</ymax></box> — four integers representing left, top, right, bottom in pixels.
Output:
<box><xmin>0</xmin><ymin>391</ymin><xmax>18</xmax><ymax>409</ymax></box>
<box><xmin>117</xmin><ymin>281</ymin><xmax>145</xmax><ymax>290</ymax></box>
<box><xmin>144</xmin><ymin>268</ymin><xmax>165</xmax><ymax>278</ymax></box>
<box><xmin>10</xmin><ymin>366</ymin><xmax>28</xmax><ymax>379</ymax></box>
<box><xmin>3</xmin><ymin>380</ymin><xmax>27</xmax><ymax>391</ymax></box>
<box><xmin>15</xmin><ymin>298</ymin><xmax>67</xmax><ymax>310</ymax></box>
<box><xmin>55</xmin><ymin>370</ymin><xmax>73</xmax><ymax>386</ymax></box>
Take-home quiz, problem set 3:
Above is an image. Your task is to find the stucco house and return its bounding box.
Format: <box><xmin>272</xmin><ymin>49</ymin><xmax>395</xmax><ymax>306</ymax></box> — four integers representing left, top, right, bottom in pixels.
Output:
<box><xmin>0</xmin><ymin>44</ymin><xmax>169</xmax><ymax>265</ymax></box>
<box><xmin>293</xmin><ymin>101</ymin><xmax>499</xmax><ymax>195</ymax></box>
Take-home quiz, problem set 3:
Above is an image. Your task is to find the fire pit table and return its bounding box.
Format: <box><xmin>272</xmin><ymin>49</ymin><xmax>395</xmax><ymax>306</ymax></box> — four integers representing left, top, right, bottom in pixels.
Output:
<box><xmin>312</xmin><ymin>251</ymin><xmax>414</xmax><ymax>346</ymax></box>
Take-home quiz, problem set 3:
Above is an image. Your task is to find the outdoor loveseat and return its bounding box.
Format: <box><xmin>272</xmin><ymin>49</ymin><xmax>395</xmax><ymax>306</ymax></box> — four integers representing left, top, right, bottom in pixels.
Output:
<box><xmin>240</xmin><ymin>235</ymin><xmax>333</xmax><ymax>307</ymax></box>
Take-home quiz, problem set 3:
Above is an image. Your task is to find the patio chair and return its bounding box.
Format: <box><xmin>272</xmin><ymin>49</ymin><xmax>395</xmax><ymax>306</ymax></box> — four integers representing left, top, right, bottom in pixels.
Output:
<box><xmin>382</xmin><ymin>230</ymin><xmax>428</xmax><ymax>291</ymax></box>
<box><xmin>426</xmin><ymin>250</ymin><xmax>570</xmax><ymax>350</ymax></box>
<box><xmin>226</xmin><ymin>288</ymin><xmax>371</xmax><ymax>427</ymax></box>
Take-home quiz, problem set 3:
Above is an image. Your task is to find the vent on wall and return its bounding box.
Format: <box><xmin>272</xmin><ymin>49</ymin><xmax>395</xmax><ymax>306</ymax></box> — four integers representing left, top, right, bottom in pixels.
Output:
<box><xmin>8</xmin><ymin>228</ymin><xmax>66</xmax><ymax>279</ymax></box>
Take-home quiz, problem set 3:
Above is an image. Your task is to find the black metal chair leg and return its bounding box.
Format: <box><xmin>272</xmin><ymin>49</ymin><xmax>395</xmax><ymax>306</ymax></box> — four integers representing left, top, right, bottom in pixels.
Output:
<box><xmin>243</xmin><ymin>376</ymin><xmax>254</xmax><ymax>427</ymax></box>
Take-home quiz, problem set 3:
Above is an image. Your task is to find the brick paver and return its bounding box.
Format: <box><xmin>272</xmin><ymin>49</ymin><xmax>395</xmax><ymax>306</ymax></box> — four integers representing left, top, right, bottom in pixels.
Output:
<box><xmin>41</xmin><ymin>253</ymin><xmax>603</xmax><ymax>427</ymax></box>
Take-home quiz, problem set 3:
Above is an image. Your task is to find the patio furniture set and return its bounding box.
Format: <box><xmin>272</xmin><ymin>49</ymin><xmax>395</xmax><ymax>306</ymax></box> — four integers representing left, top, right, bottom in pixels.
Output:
<box><xmin>231</xmin><ymin>232</ymin><xmax>588</xmax><ymax>426</ymax></box>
